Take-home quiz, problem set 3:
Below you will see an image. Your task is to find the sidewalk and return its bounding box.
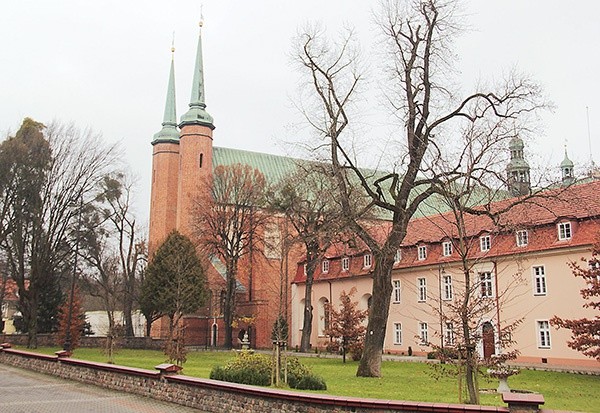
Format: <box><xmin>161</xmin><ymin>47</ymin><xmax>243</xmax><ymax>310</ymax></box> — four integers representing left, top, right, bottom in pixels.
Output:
<box><xmin>0</xmin><ymin>363</ymin><xmax>205</xmax><ymax>413</ymax></box>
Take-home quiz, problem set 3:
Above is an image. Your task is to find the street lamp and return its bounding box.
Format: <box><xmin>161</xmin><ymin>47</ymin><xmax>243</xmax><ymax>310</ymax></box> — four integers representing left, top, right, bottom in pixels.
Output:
<box><xmin>64</xmin><ymin>197</ymin><xmax>83</xmax><ymax>353</ymax></box>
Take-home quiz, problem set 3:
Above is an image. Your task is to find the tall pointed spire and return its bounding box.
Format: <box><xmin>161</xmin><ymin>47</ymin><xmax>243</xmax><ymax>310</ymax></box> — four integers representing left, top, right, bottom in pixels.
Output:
<box><xmin>153</xmin><ymin>41</ymin><xmax>180</xmax><ymax>144</ymax></box>
<box><xmin>179</xmin><ymin>18</ymin><xmax>214</xmax><ymax>129</ymax></box>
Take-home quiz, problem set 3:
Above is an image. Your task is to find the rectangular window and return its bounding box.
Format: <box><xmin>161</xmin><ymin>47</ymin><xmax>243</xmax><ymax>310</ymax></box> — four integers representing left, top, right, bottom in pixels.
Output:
<box><xmin>392</xmin><ymin>280</ymin><xmax>401</xmax><ymax>303</ymax></box>
<box><xmin>394</xmin><ymin>249</ymin><xmax>402</xmax><ymax>264</ymax></box>
<box><xmin>445</xmin><ymin>322</ymin><xmax>455</xmax><ymax>346</ymax></box>
<box><xmin>393</xmin><ymin>323</ymin><xmax>402</xmax><ymax>345</ymax></box>
<box><xmin>558</xmin><ymin>222</ymin><xmax>572</xmax><ymax>240</ymax></box>
<box><xmin>480</xmin><ymin>235</ymin><xmax>491</xmax><ymax>252</ymax></box>
<box><xmin>341</xmin><ymin>257</ymin><xmax>350</xmax><ymax>272</ymax></box>
<box><xmin>479</xmin><ymin>271</ymin><xmax>494</xmax><ymax>298</ymax></box>
<box><xmin>322</xmin><ymin>260</ymin><xmax>329</xmax><ymax>273</ymax></box>
<box><xmin>417</xmin><ymin>277</ymin><xmax>427</xmax><ymax>302</ymax></box>
<box><xmin>537</xmin><ymin>320</ymin><xmax>551</xmax><ymax>348</ymax></box>
<box><xmin>443</xmin><ymin>275</ymin><xmax>453</xmax><ymax>300</ymax></box>
<box><xmin>418</xmin><ymin>245</ymin><xmax>427</xmax><ymax>260</ymax></box>
<box><xmin>442</xmin><ymin>241</ymin><xmax>452</xmax><ymax>257</ymax></box>
<box><xmin>516</xmin><ymin>230</ymin><xmax>529</xmax><ymax>247</ymax></box>
<box><xmin>419</xmin><ymin>322</ymin><xmax>429</xmax><ymax>345</ymax></box>
<box><xmin>363</xmin><ymin>253</ymin><xmax>372</xmax><ymax>268</ymax></box>
<box><xmin>533</xmin><ymin>265</ymin><xmax>547</xmax><ymax>295</ymax></box>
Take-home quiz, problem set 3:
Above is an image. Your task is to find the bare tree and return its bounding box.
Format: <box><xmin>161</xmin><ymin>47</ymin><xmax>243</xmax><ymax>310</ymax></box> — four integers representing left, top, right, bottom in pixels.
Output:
<box><xmin>295</xmin><ymin>0</ymin><xmax>545</xmax><ymax>377</ymax></box>
<box><xmin>191</xmin><ymin>164</ymin><xmax>267</xmax><ymax>349</ymax></box>
<box><xmin>0</xmin><ymin>119</ymin><xmax>118</xmax><ymax>347</ymax></box>
<box><xmin>269</xmin><ymin>165</ymin><xmax>344</xmax><ymax>352</ymax></box>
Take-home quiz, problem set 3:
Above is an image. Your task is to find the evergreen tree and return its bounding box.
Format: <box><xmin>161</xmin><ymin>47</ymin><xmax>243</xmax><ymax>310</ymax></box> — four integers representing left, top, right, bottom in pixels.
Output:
<box><xmin>140</xmin><ymin>230</ymin><xmax>208</xmax><ymax>361</ymax></box>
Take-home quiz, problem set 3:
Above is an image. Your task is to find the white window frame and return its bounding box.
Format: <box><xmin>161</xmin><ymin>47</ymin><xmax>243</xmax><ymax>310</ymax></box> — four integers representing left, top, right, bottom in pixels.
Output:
<box><xmin>516</xmin><ymin>230</ymin><xmax>529</xmax><ymax>247</ymax></box>
<box><xmin>533</xmin><ymin>265</ymin><xmax>547</xmax><ymax>295</ymax></box>
<box><xmin>322</xmin><ymin>260</ymin><xmax>329</xmax><ymax>274</ymax></box>
<box><xmin>442</xmin><ymin>241</ymin><xmax>452</xmax><ymax>257</ymax></box>
<box><xmin>393</xmin><ymin>322</ymin><xmax>402</xmax><ymax>345</ymax></box>
<box><xmin>443</xmin><ymin>275</ymin><xmax>453</xmax><ymax>300</ymax></box>
<box><xmin>558</xmin><ymin>222</ymin><xmax>572</xmax><ymax>240</ymax></box>
<box><xmin>363</xmin><ymin>253</ymin><xmax>372</xmax><ymax>268</ymax></box>
<box><xmin>394</xmin><ymin>249</ymin><xmax>402</xmax><ymax>264</ymax></box>
<box><xmin>480</xmin><ymin>235</ymin><xmax>491</xmax><ymax>252</ymax></box>
<box><xmin>392</xmin><ymin>280</ymin><xmax>401</xmax><ymax>303</ymax></box>
<box><xmin>537</xmin><ymin>320</ymin><xmax>551</xmax><ymax>348</ymax></box>
<box><xmin>419</xmin><ymin>322</ymin><xmax>429</xmax><ymax>345</ymax></box>
<box><xmin>445</xmin><ymin>322</ymin><xmax>455</xmax><ymax>346</ymax></box>
<box><xmin>417</xmin><ymin>277</ymin><xmax>427</xmax><ymax>302</ymax></box>
<box><xmin>479</xmin><ymin>271</ymin><xmax>494</xmax><ymax>298</ymax></box>
<box><xmin>418</xmin><ymin>245</ymin><xmax>427</xmax><ymax>260</ymax></box>
<box><xmin>341</xmin><ymin>257</ymin><xmax>349</xmax><ymax>272</ymax></box>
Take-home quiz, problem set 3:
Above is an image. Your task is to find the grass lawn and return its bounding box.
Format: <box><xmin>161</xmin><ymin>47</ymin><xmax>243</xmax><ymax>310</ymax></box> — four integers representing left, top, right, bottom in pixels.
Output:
<box><xmin>16</xmin><ymin>347</ymin><xmax>600</xmax><ymax>412</ymax></box>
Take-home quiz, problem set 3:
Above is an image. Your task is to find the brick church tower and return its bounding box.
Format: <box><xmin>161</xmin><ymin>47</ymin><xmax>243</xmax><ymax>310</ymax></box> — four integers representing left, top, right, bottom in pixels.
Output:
<box><xmin>149</xmin><ymin>21</ymin><xmax>214</xmax><ymax>256</ymax></box>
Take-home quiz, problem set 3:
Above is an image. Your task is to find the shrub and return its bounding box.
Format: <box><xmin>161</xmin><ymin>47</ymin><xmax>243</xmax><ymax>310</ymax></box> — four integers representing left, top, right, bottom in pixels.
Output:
<box><xmin>286</xmin><ymin>357</ymin><xmax>327</xmax><ymax>390</ymax></box>
<box><xmin>294</xmin><ymin>374</ymin><xmax>327</xmax><ymax>390</ymax></box>
<box><xmin>209</xmin><ymin>352</ymin><xmax>272</xmax><ymax>386</ymax></box>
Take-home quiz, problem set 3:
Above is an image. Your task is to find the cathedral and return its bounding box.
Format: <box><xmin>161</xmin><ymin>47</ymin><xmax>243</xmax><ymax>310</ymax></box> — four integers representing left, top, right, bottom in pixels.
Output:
<box><xmin>149</xmin><ymin>24</ymin><xmax>600</xmax><ymax>368</ymax></box>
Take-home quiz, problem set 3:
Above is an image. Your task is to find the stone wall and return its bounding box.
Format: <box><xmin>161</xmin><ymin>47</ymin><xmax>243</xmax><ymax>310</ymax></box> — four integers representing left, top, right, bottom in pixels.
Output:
<box><xmin>0</xmin><ymin>345</ymin><xmax>542</xmax><ymax>413</ymax></box>
<box><xmin>3</xmin><ymin>334</ymin><xmax>166</xmax><ymax>350</ymax></box>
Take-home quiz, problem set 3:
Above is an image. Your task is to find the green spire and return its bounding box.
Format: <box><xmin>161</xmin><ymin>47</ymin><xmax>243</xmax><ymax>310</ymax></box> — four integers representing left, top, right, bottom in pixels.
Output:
<box><xmin>179</xmin><ymin>20</ymin><xmax>215</xmax><ymax>129</ymax></box>
<box><xmin>560</xmin><ymin>147</ymin><xmax>574</xmax><ymax>169</ymax></box>
<box><xmin>153</xmin><ymin>46</ymin><xmax>180</xmax><ymax>144</ymax></box>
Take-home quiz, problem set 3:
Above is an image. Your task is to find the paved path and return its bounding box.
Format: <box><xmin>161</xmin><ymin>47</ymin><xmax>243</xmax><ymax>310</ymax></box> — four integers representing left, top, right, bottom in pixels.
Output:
<box><xmin>0</xmin><ymin>364</ymin><xmax>206</xmax><ymax>413</ymax></box>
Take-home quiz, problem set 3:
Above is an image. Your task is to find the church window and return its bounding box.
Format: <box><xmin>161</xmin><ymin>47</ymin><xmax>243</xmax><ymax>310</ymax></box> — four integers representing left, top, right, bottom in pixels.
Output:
<box><xmin>264</xmin><ymin>222</ymin><xmax>281</xmax><ymax>259</ymax></box>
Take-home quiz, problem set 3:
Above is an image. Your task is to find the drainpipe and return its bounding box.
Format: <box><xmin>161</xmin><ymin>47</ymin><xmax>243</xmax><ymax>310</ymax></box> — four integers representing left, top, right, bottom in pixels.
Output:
<box><xmin>493</xmin><ymin>260</ymin><xmax>501</xmax><ymax>352</ymax></box>
<box><xmin>438</xmin><ymin>264</ymin><xmax>444</xmax><ymax>349</ymax></box>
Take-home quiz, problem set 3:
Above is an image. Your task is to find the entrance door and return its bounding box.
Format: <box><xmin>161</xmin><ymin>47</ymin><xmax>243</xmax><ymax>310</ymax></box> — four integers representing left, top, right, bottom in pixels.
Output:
<box><xmin>482</xmin><ymin>322</ymin><xmax>495</xmax><ymax>359</ymax></box>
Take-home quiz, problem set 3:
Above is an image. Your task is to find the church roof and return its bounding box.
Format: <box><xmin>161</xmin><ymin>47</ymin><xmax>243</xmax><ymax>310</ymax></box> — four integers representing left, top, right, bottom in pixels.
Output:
<box><xmin>213</xmin><ymin>147</ymin><xmax>300</xmax><ymax>185</ymax></box>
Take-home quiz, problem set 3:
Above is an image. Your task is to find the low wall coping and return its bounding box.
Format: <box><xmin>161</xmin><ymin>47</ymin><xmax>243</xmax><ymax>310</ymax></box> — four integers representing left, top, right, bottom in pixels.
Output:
<box><xmin>165</xmin><ymin>374</ymin><xmax>508</xmax><ymax>413</ymax></box>
<box><xmin>61</xmin><ymin>357</ymin><xmax>160</xmax><ymax>379</ymax></box>
<box><xmin>3</xmin><ymin>348</ymin><xmax>57</xmax><ymax>362</ymax></box>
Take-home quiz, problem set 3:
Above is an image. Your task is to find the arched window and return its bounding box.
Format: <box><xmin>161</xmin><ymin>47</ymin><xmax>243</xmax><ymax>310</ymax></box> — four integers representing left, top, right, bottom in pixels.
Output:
<box><xmin>318</xmin><ymin>297</ymin><xmax>329</xmax><ymax>336</ymax></box>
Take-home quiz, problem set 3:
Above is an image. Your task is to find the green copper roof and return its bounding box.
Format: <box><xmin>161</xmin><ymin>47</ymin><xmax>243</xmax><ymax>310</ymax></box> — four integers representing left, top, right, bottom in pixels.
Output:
<box><xmin>180</xmin><ymin>24</ymin><xmax>214</xmax><ymax>129</ymax></box>
<box><xmin>213</xmin><ymin>147</ymin><xmax>300</xmax><ymax>184</ymax></box>
<box><xmin>509</xmin><ymin>136</ymin><xmax>524</xmax><ymax>150</ymax></box>
<box><xmin>561</xmin><ymin>148</ymin><xmax>574</xmax><ymax>168</ymax></box>
<box><xmin>153</xmin><ymin>51</ymin><xmax>180</xmax><ymax>144</ymax></box>
<box><xmin>212</xmin><ymin>146</ymin><xmax>461</xmax><ymax>219</ymax></box>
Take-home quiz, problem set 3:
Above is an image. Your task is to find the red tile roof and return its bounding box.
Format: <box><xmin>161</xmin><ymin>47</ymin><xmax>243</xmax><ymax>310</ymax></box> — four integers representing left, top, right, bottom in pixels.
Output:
<box><xmin>293</xmin><ymin>180</ymin><xmax>600</xmax><ymax>284</ymax></box>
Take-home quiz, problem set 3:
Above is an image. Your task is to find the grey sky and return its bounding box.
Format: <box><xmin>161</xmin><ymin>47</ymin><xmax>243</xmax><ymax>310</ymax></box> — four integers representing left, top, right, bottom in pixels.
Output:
<box><xmin>2</xmin><ymin>1</ymin><xmax>598</xmax><ymax>221</ymax></box>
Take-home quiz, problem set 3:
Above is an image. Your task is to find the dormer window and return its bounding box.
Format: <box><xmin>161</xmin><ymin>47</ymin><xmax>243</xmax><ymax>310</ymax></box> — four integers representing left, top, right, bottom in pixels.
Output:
<box><xmin>363</xmin><ymin>253</ymin><xmax>372</xmax><ymax>268</ymax></box>
<box><xmin>322</xmin><ymin>260</ymin><xmax>330</xmax><ymax>273</ymax></box>
<box><xmin>558</xmin><ymin>222</ymin><xmax>572</xmax><ymax>240</ymax></box>
<box><xmin>418</xmin><ymin>245</ymin><xmax>427</xmax><ymax>261</ymax></box>
<box><xmin>341</xmin><ymin>257</ymin><xmax>350</xmax><ymax>272</ymax></box>
<box><xmin>480</xmin><ymin>235</ymin><xmax>491</xmax><ymax>252</ymax></box>
<box><xmin>516</xmin><ymin>230</ymin><xmax>529</xmax><ymax>247</ymax></box>
<box><xmin>442</xmin><ymin>241</ymin><xmax>452</xmax><ymax>257</ymax></box>
<box><xmin>394</xmin><ymin>249</ymin><xmax>402</xmax><ymax>264</ymax></box>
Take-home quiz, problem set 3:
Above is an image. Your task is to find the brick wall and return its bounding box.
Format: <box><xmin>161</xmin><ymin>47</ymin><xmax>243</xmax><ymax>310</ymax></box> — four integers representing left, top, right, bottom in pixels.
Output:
<box><xmin>0</xmin><ymin>346</ymin><xmax>541</xmax><ymax>413</ymax></box>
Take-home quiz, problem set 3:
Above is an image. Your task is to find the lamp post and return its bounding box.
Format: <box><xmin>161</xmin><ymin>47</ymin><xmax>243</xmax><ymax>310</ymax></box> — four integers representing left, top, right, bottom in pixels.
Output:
<box><xmin>64</xmin><ymin>197</ymin><xmax>83</xmax><ymax>353</ymax></box>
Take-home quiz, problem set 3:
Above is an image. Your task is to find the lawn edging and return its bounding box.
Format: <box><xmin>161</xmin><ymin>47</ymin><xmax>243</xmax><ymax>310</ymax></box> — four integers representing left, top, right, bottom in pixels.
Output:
<box><xmin>0</xmin><ymin>344</ymin><xmax>548</xmax><ymax>413</ymax></box>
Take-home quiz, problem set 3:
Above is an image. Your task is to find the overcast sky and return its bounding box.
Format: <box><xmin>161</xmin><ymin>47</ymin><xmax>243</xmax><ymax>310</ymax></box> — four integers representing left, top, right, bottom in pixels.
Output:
<box><xmin>2</xmin><ymin>1</ymin><xmax>599</xmax><ymax>222</ymax></box>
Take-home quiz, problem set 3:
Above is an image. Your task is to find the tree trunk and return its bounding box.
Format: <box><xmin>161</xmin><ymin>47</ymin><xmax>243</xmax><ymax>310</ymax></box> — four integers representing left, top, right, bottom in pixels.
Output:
<box><xmin>224</xmin><ymin>264</ymin><xmax>237</xmax><ymax>349</ymax></box>
<box><xmin>357</xmin><ymin>257</ymin><xmax>393</xmax><ymax>377</ymax></box>
<box><xmin>300</xmin><ymin>253</ymin><xmax>317</xmax><ymax>353</ymax></box>
<box><xmin>123</xmin><ymin>273</ymin><xmax>135</xmax><ymax>337</ymax></box>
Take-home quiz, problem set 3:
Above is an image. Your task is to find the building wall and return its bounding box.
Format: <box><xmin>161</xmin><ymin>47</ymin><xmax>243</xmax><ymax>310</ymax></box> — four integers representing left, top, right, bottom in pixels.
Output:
<box><xmin>293</xmin><ymin>244</ymin><xmax>600</xmax><ymax>367</ymax></box>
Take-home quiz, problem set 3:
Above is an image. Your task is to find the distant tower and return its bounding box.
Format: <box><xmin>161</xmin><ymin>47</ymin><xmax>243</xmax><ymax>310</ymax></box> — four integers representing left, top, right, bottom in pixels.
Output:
<box><xmin>177</xmin><ymin>19</ymin><xmax>215</xmax><ymax>234</ymax></box>
<box><xmin>560</xmin><ymin>147</ymin><xmax>575</xmax><ymax>186</ymax></box>
<box><xmin>506</xmin><ymin>136</ymin><xmax>531</xmax><ymax>196</ymax></box>
<box><xmin>149</xmin><ymin>44</ymin><xmax>180</xmax><ymax>257</ymax></box>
